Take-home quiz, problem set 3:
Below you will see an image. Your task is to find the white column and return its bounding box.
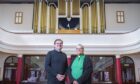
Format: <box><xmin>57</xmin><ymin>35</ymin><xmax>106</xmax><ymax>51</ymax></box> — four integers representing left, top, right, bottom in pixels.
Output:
<box><xmin>46</xmin><ymin>4</ymin><xmax>49</xmax><ymax>33</ymax></box>
<box><xmin>38</xmin><ymin>0</ymin><xmax>42</xmax><ymax>33</ymax></box>
<box><xmin>80</xmin><ymin>8</ymin><xmax>83</xmax><ymax>33</ymax></box>
<box><xmin>96</xmin><ymin>0</ymin><xmax>101</xmax><ymax>33</ymax></box>
<box><xmin>89</xmin><ymin>6</ymin><xmax>91</xmax><ymax>34</ymax></box>
<box><xmin>47</xmin><ymin>4</ymin><xmax>50</xmax><ymax>33</ymax></box>
<box><xmin>56</xmin><ymin>7</ymin><xmax>58</xmax><ymax>33</ymax></box>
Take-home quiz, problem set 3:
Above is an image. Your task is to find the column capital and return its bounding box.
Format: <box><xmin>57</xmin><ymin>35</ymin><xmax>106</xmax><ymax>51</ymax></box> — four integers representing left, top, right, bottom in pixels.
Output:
<box><xmin>17</xmin><ymin>54</ymin><xmax>23</xmax><ymax>58</ymax></box>
<box><xmin>67</xmin><ymin>55</ymin><xmax>71</xmax><ymax>58</ymax></box>
<box><xmin>116</xmin><ymin>54</ymin><xmax>121</xmax><ymax>58</ymax></box>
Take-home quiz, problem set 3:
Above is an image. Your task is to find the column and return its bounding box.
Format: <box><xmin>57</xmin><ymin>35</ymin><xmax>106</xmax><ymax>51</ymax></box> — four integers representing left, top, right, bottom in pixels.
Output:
<box><xmin>67</xmin><ymin>55</ymin><xmax>71</xmax><ymax>65</ymax></box>
<box><xmin>96</xmin><ymin>0</ymin><xmax>101</xmax><ymax>33</ymax></box>
<box><xmin>16</xmin><ymin>54</ymin><xmax>23</xmax><ymax>84</ymax></box>
<box><xmin>116</xmin><ymin>55</ymin><xmax>122</xmax><ymax>84</ymax></box>
<box><xmin>66</xmin><ymin>55</ymin><xmax>71</xmax><ymax>84</ymax></box>
<box><xmin>38</xmin><ymin>0</ymin><xmax>42</xmax><ymax>33</ymax></box>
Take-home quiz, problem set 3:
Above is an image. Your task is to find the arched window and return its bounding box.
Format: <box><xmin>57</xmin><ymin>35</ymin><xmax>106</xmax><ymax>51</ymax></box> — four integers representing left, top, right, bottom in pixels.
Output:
<box><xmin>121</xmin><ymin>56</ymin><xmax>136</xmax><ymax>84</ymax></box>
<box><xmin>3</xmin><ymin>56</ymin><xmax>18</xmax><ymax>84</ymax></box>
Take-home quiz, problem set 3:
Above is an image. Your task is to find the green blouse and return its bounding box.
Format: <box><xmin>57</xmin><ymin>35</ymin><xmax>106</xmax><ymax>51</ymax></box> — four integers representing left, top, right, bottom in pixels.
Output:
<box><xmin>71</xmin><ymin>54</ymin><xmax>85</xmax><ymax>79</ymax></box>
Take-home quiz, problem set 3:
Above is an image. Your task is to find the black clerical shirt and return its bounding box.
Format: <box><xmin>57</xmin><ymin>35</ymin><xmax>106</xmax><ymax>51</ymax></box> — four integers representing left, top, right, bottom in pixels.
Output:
<box><xmin>45</xmin><ymin>50</ymin><xmax>67</xmax><ymax>84</ymax></box>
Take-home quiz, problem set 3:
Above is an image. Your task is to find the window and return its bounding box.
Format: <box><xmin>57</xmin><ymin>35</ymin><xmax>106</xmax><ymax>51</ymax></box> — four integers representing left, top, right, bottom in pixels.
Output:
<box><xmin>91</xmin><ymin>56</ymin><xmax>116</xmax><ymax>83</ymax></box>
<box><xmin>3</xmin><ymin>56</ymin><xmax>18</xmax><ymax>84</ymax></box>
<box><xmin>15</xmin><ymin>12</ymin><xmax>23</xmax><ymax>24</ymax></box>
<box><xmin>116</xmin><ymin>11</ymin><xmax>125</xmax><ymax>23</ymax></box>
<box><xmin>121</xmin><ymin>56</ymin><xmax>136</xmax><ymax>84</ymax></box>
<box><xmin>71</xmin><ymin>55</ymin><xmax>116</xmax><ymax>83</ymax></box>
<box><xmin>23</xmin><ymin>56</ymin><xmax>47</xmax><ymax>83</ymax></box>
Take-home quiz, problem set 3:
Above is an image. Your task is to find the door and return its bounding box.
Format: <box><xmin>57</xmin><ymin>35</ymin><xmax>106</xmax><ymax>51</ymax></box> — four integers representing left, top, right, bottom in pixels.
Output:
<box><xmin>3</xmin><ymin>56</ymin><xmax>18</xmax><ymax>84</ymax></box>
<box><xmin>4</xmin><ymin>67</ymin><xmax>17</xmax><ymax>84</ymax></box>
<box><xmin>121</xmin><ymin>56</ymin><xmax>136</xmax><ymax>84</ymax></box>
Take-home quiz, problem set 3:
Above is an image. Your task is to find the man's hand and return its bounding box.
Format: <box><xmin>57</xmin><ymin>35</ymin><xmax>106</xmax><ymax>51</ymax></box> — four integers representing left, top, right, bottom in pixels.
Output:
<box><xmin>73</xmin><ymin>80</ymin><xmax>79</xmax><ymax>84</ymax></box>
<box><xmin>56</xmin><ymin>74</ymin><xmax>65</xmax><ymax>81</ymax></box>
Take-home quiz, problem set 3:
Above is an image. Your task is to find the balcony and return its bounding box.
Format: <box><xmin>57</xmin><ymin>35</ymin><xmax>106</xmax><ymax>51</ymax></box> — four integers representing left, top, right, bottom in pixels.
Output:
<box><xmin>0</xmin><ymin>27</ymin><xmax>140</xmax><ymax>54</ymax></box>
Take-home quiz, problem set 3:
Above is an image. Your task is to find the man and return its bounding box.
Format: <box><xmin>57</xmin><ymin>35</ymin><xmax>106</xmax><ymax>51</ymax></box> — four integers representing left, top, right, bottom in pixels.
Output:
<box><xmin>68</xmin><ymin>44</ymin><xmax>93</xmax><ymax>84</ymax></box>
<box><xmin>45</xmin><ymin>39</ymin><xmax>68</xmax><ymax>84</ymax></box>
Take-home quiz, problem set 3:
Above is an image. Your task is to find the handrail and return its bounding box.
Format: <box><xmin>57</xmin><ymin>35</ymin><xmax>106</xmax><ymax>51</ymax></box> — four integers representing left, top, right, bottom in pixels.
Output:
<box><xmin>105</xmin><ymin>27</ymin><xmax>140</xmax><ymax>34</ymax></box>
<box><xmin>0</xmin><ymin>27</ymin><xmax>34</xmax><ymax>34</ymax></box>
<box><xmin>124</xmin><ymin>27</ymin><xmax>140</xmax><ymax>33</ymax></box>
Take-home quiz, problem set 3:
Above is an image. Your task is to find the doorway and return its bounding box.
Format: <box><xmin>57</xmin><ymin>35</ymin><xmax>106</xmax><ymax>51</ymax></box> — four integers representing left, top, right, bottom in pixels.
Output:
<box><xmin>3</xmin><ymin>56</ymin><xmax>18</xmax><ymax>84</ymax></box>
<box><xmin>121</xmin><ymin>56</ymin><xmax>136</xmax><ymax>84</ymax></box>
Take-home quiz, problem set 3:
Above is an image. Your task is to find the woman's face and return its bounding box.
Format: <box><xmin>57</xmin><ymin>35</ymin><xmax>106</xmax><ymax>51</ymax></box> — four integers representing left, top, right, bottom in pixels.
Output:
<box><xmin>76</xmin><ymin>47</ymin><xmax>84</xmax><ymax>55</ymax></box>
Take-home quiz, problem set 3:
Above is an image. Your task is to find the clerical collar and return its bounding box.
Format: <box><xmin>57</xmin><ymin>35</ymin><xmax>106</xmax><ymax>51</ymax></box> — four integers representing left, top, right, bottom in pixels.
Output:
<box><xmin>54</xmin><ymin>49</ymin><xmax>61</xmax><ymax>52</ymax></box>
<box><xmin>78</xmin><ymin>54</ymin><xmax>84</xmax><ymax>57</ymax></box>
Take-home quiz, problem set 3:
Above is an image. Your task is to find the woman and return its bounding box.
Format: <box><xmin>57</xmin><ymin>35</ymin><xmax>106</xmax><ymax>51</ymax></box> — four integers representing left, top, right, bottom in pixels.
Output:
<box><xmin>68</xmin><ymin>44</ymin><xmax>93</xmax><ymax>84</ymax></box>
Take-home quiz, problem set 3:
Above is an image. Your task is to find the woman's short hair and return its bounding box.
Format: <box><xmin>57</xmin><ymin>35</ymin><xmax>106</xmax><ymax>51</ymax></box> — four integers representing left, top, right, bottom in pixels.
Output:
<box><xmin>76</xmin><ymin>44</ymin><xmax>84</xmax><ymax>49</ymax></box>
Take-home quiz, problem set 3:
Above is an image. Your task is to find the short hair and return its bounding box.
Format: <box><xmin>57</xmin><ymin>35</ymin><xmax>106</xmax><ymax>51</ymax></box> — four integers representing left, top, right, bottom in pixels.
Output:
<box><xmin>54</xmin><ymin>39</ymin><xmax>63</xmax><ymax>44</ymax></box>
<box><xmin>76</xmin><ymin>44</ymin><xmax>84</xmax><ymax>49</ymax></box>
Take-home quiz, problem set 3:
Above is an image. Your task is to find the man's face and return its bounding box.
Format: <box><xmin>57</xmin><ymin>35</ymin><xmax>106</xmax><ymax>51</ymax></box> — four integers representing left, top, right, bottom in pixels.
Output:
<box><xmin>54</xmin><ymin>40</ymin><xmax>63</xmax><ymax>51</ymax></box>
<box><xmin>76</xmin><ymin>47</ymin><xmax>84</xmax><ymax>55</ymax></box>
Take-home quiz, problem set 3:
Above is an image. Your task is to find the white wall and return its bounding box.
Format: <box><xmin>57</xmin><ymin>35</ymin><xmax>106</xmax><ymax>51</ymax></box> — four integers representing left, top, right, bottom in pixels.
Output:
<box><xmin>105</xmin><ymin>4</ymin><xmax>140</xmax><ymax>33</ymax></box>
<box><xmin>0</xmin><ymin>4</ymin><xmax>33</xmax><ymax>33</ymax></box>
<box><xmin>0</xmin><ymin>4</ymin><xmax>140</xmax><ymax>33</ymax></box>
<box><xmin>0</xmin><ymin>52</ymin><xmax>14</xmax><ymax>81</ymax></box>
